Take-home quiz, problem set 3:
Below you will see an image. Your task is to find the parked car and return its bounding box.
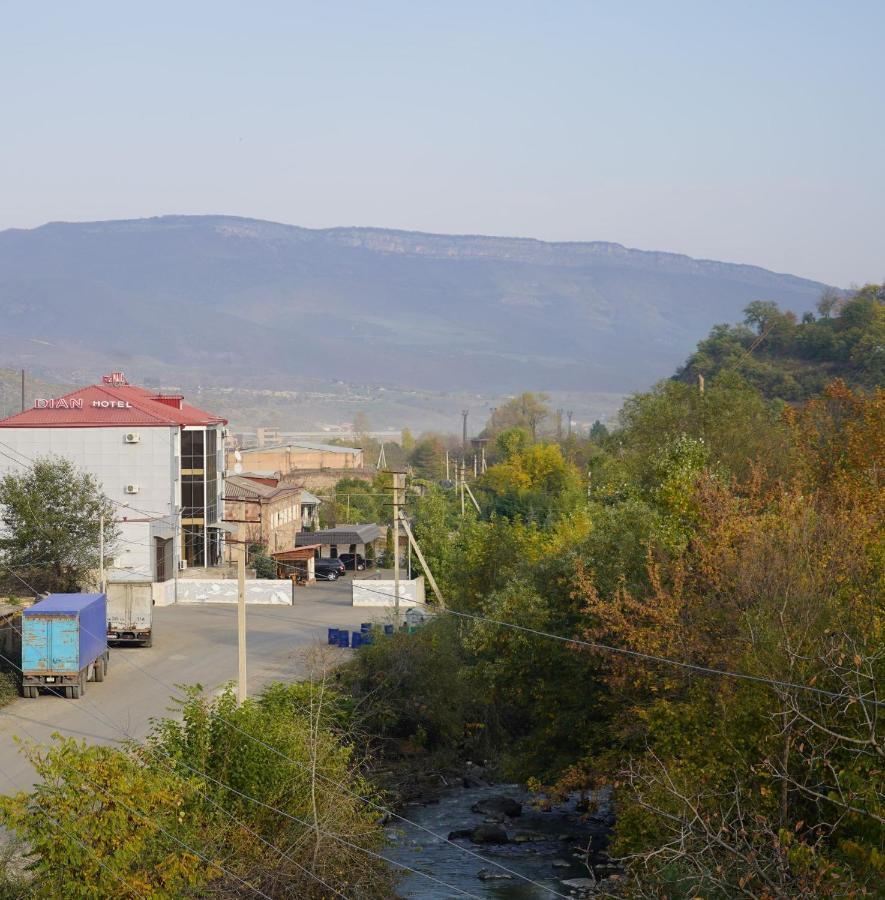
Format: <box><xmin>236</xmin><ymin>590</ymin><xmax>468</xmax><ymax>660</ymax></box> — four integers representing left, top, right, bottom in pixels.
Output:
<box><xmin>338</xmin><ymin>553</ymin><xmax>367</xmax><ymax>571</ymax></box>
<box><xmin>314</xmin><ymin>557</ymin><xmax>346</xmax><ymax>581</ymax></box>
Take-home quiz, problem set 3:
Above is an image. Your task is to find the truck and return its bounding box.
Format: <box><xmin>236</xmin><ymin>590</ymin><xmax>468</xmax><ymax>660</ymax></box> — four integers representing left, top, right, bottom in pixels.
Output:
<box><xmin>21</xmin><ymin>593</ymin><xmax>109</xmax><ymax>699</ymax></box>
<box><xmin>106</xmin><ymin>581</ymin><xmax>153</xmax><ymax>647</ymax></box>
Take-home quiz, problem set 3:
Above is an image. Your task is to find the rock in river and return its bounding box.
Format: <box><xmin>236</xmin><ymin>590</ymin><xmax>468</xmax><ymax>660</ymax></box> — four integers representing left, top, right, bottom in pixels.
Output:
<box><xmin>477</xmin><ymin>868</ymin><xmax>514</xmax><ymax>881</ymax></box>
<box><xmin>470</xmin><ymin>795</ymin><xmax>522</xmax><ymax>818</ymax></box>
<box><xmin>470</xmin><ymin>823</ymin><xmax>509</xmax><ymax>844</ymax></box>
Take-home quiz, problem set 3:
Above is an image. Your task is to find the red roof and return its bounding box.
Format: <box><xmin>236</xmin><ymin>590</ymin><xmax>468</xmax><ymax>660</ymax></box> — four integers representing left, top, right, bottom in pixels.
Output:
<box><xmin>0</xmin><ymin>383</ymin><xmax>227</xmax><ymax>429</ymax></box>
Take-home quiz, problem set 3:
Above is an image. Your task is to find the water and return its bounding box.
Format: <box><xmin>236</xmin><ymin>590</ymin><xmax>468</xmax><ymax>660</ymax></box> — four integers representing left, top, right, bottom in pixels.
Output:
<box><xmin>386</xmin><ymin>782</ymin><xmax>611</xmax><ymax>898</ymax></box>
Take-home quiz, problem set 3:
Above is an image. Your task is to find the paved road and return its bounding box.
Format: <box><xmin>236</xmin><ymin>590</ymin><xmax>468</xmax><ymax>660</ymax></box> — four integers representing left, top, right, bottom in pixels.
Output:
<box><xmin>0</xmin><ymin>578</ymin><xmax>381</xmax><ymax>794</ymax></box>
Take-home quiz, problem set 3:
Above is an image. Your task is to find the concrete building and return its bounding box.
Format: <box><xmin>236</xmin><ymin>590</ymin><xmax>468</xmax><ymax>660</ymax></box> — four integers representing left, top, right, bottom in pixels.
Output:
<box><xmin>223</xmin><ymin>474</ymin><xmax>302</xmax><ymax>558</ymax></box>
<box><xmin>231</xmin><ymin>441</ymin><xmax>364</xmax><ymax>475</ymax></box>
<box><xmin>0</xmin><ymin>375</ymin><xmax>227</xmax><ymax>581</ymax></box>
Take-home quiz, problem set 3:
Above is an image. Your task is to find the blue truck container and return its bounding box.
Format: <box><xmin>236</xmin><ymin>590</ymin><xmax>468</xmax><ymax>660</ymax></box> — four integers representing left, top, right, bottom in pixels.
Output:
<box><xmin>21</xmin><ymin>593</ymin><xmax>109</xmax><ymax>699</ymax></box>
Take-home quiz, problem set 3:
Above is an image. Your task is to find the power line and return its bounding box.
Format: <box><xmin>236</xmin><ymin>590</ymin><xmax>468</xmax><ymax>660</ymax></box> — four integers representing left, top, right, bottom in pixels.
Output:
<box><xmin>311</xmin><ymin>578</ymin><xmax>885</xmax><ymax>709</ymax></box>
<box><xmin>0</xmin><ymin>766</ymin><xmax>142</xmax><ymax>899</ymax></box>
<box><xmin>0</xmin><ymin>641</ymin><xmax>348</xmax><ymax>900</ymax></box>
<box><xmin>0</xmin><ymin>633</ymin><xmax>482</xmax><ymax>899</ymax></box>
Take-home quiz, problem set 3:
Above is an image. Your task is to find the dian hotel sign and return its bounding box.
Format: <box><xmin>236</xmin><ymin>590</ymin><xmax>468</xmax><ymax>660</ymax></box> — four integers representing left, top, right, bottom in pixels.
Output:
<box><xmin>34</xmin><ymin>372</ymin><xmax>133</xmax><ymax>410</ymax></box>
<box><xmin>33</xmin><ymin>398</ymin><xmax>133</xmax><ymax>409</ymax></box>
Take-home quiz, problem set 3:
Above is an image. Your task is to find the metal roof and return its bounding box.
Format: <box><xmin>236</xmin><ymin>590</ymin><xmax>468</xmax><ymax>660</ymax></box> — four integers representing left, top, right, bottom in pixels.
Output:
<box><xmin>24</xmin><ymin>593</ymin><xmax>105</xmax><ymax>614</ymax></box>
<box><xmin>300</xmin><ymin>489</ymin><xmax>321</xmax><ymax>505</ymax></box>
<box><xmin>0</xmin><ymin>383</ymin><xmax>226</xmax><ymax>429</ymax></box>
<box><xmin>296</xmin><ymin>524</ymin><xmax>382</xmax><ymax>546</ymax></box>
<box><xmin>241</xmin><ymin>441</ymin><xmax>362</xmax><ymax>455</ymax></box>
<box><xmin>224</xmin><ymin>475</ymin><xmax>301</xmax><ymax>501</ymax></box>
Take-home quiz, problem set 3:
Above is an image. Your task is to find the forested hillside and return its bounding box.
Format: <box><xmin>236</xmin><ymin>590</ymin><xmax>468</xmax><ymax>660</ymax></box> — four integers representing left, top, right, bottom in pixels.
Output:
<box><xmin>347</xmin><ymin>333</ymin><xmax>884</xmax><ymax>895</ymax></box>
<box><xmin>678</xmin><ymin>283</ymin><xmax>884</xmax><ymax>400</ymax></box>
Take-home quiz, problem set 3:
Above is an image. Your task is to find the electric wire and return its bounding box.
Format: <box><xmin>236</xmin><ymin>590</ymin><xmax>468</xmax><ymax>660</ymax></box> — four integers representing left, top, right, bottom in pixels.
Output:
<box><xmin>0</xmin><ymin>765</ymin><xmax>142</xmax><ymax>900</ymax></box>
<box><xmin>0</xmin><ymin>635</ymin><xmax>483</xmax><ymax>899</ymax></box>
<box><xmin>0</xmin><ymin>644</ymin><xmax>348</xmax><ymax>900</ymax></box>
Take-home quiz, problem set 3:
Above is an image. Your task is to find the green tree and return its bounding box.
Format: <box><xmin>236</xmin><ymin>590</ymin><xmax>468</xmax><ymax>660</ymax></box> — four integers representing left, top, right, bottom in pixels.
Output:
<box><xmin>0</xmin><ymin>457</ymin><xmax>118</xmax><ymax>593</ymax></box>
<box><xmin>0</xmin><ymin>737</ymin><xmax>211</xmax><ymax>898</ymax></box>
<box><xmin>483</xmin><ymin>392</ymin><xmax>551</xmax><ymax>441</ymax></box>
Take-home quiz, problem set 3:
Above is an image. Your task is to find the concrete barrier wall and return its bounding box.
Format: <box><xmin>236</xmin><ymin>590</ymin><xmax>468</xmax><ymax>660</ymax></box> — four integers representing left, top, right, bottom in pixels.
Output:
<box><xmin>152</xmin><ymin>579</ymin><xmax>176</xmax><ymax>607</ymax></box>
<box><xmin>352</xmin><ymin>576</ymin><xmax>425</xmax><ymax>607</ymax></box>
<box><xmin>174</xmin><ymin>579</ymin><xmax>294</xmax><ymax>605</ymax></box>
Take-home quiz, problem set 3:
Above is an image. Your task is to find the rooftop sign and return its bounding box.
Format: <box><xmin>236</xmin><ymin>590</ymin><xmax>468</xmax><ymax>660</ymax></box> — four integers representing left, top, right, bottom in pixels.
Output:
<box><xmin>34</xmin><ymin>398</ymin><xmax>133</xmax><ymax>410</ymax></box>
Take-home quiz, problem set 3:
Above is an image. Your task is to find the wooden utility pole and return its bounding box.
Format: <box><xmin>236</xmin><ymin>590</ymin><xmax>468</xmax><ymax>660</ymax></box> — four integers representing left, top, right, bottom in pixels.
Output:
<box><xmin>99</xmin><ymin>514</ymin><xmax>105</xmax><ymax>593</ymax></box>
<box><xmin>398</xmin><ymin>513</ymin><xmax>444</xmax><ymax>606</ymax></box>
<box><xmin>237</xmin><ymin>545</ymin><xmax>247</xmax><ymax>704</ymax></box>
<box><xmin>391</xmin><ymin>472</ymin><xmax>406</xmax><ymax>629</ymax></box>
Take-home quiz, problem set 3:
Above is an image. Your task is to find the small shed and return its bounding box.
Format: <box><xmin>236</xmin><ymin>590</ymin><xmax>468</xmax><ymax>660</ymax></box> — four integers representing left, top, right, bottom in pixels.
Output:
<box><xmin>295</xmin><ymin>524</ymin><xmax>383</xmax><ymax>562</ymax></box>
<box><xmin>272</xmin><ymin>544</ymin><xmax>322</xmax><ymax>583</ymax></box>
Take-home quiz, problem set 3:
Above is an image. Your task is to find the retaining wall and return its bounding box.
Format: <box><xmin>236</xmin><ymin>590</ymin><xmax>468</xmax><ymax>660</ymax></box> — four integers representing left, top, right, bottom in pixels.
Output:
<box><xmin>352</xmin><ymin>576</ymin><xmax>425</xmax><ymax>607</ymax></box>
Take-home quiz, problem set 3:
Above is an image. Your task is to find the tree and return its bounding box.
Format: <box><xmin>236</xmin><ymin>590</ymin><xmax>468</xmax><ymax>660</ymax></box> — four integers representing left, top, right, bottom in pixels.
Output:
<box><xmin>744</xmin><ymin>300</ymin><xmax>782</xmax><ymax>334</ymax></box>
<box><xmin>0</xmin><ymin>457</ymin><xmax>118</xmax><ymax>593</ymax></box>
<box><xmin>409</xmin><ymin>434</ymin><xmax>447</xmax><ymax>480</ymax></box>
<box><xmin>483</xmin><ymin>392</ymin><xmax>551</xmax><ymax>441</ymax></box>
<box><xmin>400</xmin><ymin>428</ymin><xmax>415</xmax><ymax>454</ymax></box>
<box><xmin>249</xmin><ymin>544</ymin><xmax>277</xmax><ymax>579</ymax></box>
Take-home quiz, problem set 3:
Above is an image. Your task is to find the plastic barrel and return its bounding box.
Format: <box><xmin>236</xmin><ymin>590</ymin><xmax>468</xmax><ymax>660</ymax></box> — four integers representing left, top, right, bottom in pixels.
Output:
<box><xmin>383</xmin><ymin>624</ymin><xmax>394</xmax><ymax>636</ymax></box>
<box><xmin>351</xmin><ymin>632</ymin><xmax>363</xmax><ymax>649</ymax></box>
<box><xmin>337</xmin><ymin>630</ymin><xmax>350</xmax><ymax>648</ymax></box>
<box><xmin>327</xmin><ymin>628</ymin><xmax>339</xmax><ymax>646</ymax></box>
<box><xmin>360</xmin><ymin>623</ymin><xmax>372</xmax><ymax>633</ymax></box>
<box><xmin>362</xmin><ymin>631</ymin><xmax>374</xmax><ymax>645</ymax></box>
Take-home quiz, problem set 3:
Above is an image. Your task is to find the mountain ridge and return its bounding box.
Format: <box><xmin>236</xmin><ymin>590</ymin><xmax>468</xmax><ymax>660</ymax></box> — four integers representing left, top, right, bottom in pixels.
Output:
<box><xmin>0</xmin><ymin>215</ymin><xmax>831</xmax><ymax>396</ymax></box>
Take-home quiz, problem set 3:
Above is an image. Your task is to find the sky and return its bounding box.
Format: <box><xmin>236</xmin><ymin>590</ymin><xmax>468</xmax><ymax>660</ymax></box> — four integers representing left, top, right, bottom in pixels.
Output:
<box><xmin>1</xmin><ymin>1</ymin><xmax>882</xmax><ymax>287</ymax></box>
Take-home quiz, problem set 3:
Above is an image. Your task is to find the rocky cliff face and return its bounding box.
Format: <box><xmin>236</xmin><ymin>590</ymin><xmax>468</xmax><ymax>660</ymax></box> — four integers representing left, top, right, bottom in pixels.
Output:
<box><xmin>0</xmin><ymin>215</ymin><xmax>829</xmax><ymax>393</ymax></box>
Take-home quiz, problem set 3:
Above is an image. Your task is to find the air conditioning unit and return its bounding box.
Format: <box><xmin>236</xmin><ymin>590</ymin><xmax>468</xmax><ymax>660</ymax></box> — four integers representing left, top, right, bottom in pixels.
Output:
<box><xmin>178</xmin><ymin>560</ymin><xmax>188</xmax><ymax>571</ymax></box>
<box><xmin>124</xmin><ymin>432</ymin><xmax>141</xmax><ymax>444</ymax></box>
<box><xmin>124</xmin><ymin>483</ymin><xmax>140</xmax><ymax>494</ymax></box>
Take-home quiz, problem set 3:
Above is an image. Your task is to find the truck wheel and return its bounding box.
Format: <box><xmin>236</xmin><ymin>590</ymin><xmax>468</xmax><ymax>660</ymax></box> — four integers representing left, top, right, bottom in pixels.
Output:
<box><xmin>143</xmin><ymin>635</ymin><xmax>153</xmax><ymax>648</ymax></box>
<box><xmin>94</xmin><ymin>659</ymin><xmax>105</xmax><ymax>682</ymax></box>
<box><xmin>70</xmin><ymin>684</ymin><xmax>81</xmax><ymax>700</ymax></box>
<box><xmin>23</xmin><ymin>686</ymin><xmax>36</xmax><ymax>699</ymax></box>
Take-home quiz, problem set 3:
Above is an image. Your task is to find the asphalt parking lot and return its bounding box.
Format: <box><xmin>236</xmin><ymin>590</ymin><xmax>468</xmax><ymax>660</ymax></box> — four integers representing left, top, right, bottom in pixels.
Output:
<box><xmin>0</xmin><ymin>577</ymin><xmax>385</xmax><ymax>793</ymax></box>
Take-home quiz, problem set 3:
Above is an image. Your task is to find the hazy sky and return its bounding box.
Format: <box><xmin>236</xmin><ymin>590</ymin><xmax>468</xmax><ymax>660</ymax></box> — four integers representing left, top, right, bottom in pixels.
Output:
<box><xmin>1</xmin><ymin>1</ymin><xmax>882</xmax><ymax>286</ymax></box>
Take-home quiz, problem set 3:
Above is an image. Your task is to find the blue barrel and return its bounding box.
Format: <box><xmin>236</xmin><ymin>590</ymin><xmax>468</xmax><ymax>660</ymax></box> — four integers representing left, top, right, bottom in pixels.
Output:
<box><xmin>351</xmin><ymin>632</ymin><xmax>363</xmax><ymax>649</ymax></box>
<box><xmin>383</xmin><ymin>624</ymin><xmax>394</xmax><ymax>636</ymax></box>
<box><xmin>362</xmin><ymin>631</ymin><xmax>374</xmax><ymax>645</ymax></box>
<box><xmin>336</xmin><ymin>630</ymin><xmax>350</xmax><ymax>648</ymax></box>
<box><xmin>360</xmin><ymin>623</ymin><xmax>372</xmax><ymax>633</ymax></box>
<box><xmin>327</xmin><ymin>628</ymin><xmax>339</xmax><ymax>646</ymax></box>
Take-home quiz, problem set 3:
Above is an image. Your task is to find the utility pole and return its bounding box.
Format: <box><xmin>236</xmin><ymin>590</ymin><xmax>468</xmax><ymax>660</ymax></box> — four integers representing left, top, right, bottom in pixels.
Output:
<box><xmin>99</xmin><ymin>514</ymin><xmax>105</xmax><ymax>593</ymax></box>
<box><xmin>445</xmin><ymin>450</ymin><xmax>450</xmax><ymax>481</ymax></box>
<box><xmin>461</xmin><ymin>409</ymin><xmax>468</xmax><ymax>455</ymax></box>
<box><xmin>460</xmin><ymin>460</ymin><xmax>466</xmax><ymax>516</ymax></box>
<box><xmin>391</xmin><ymin>471</ymin><xmax>405</xmax><ymax>629</ymax></box>
<box><xmin>237</xmin><ymin>544</ymin><xmax>247</xmax><ymax>704</ymax></box>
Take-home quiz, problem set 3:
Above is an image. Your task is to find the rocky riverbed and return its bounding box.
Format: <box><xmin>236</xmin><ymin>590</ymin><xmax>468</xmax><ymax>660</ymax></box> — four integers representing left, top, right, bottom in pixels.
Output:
<box><xmin>386</xmin><ymin>775</ymin><xmax>621</xmax><ymax>898</ymax></box>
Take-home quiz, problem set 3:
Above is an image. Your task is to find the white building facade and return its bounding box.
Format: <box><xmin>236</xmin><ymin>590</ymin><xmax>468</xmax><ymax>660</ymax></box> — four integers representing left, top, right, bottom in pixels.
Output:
<box><xmin>0</xmin><ymin>376</ymin><xmax>226</xmax><ymax>582</ymax></box>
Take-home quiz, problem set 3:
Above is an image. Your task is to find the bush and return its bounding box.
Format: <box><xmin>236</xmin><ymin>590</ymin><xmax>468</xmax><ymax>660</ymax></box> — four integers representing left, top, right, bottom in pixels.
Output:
<box><xmin>0</xmin><ymin>681</ymin><xmax>397</xmax><ymax>899</ymax></box>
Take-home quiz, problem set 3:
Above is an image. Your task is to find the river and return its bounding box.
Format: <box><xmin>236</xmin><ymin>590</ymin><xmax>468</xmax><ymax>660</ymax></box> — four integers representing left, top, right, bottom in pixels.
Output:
<box><xmin>386</xmin><ymin>781</ymin><xmax>614</xmax><ymax>898</ymax></box>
